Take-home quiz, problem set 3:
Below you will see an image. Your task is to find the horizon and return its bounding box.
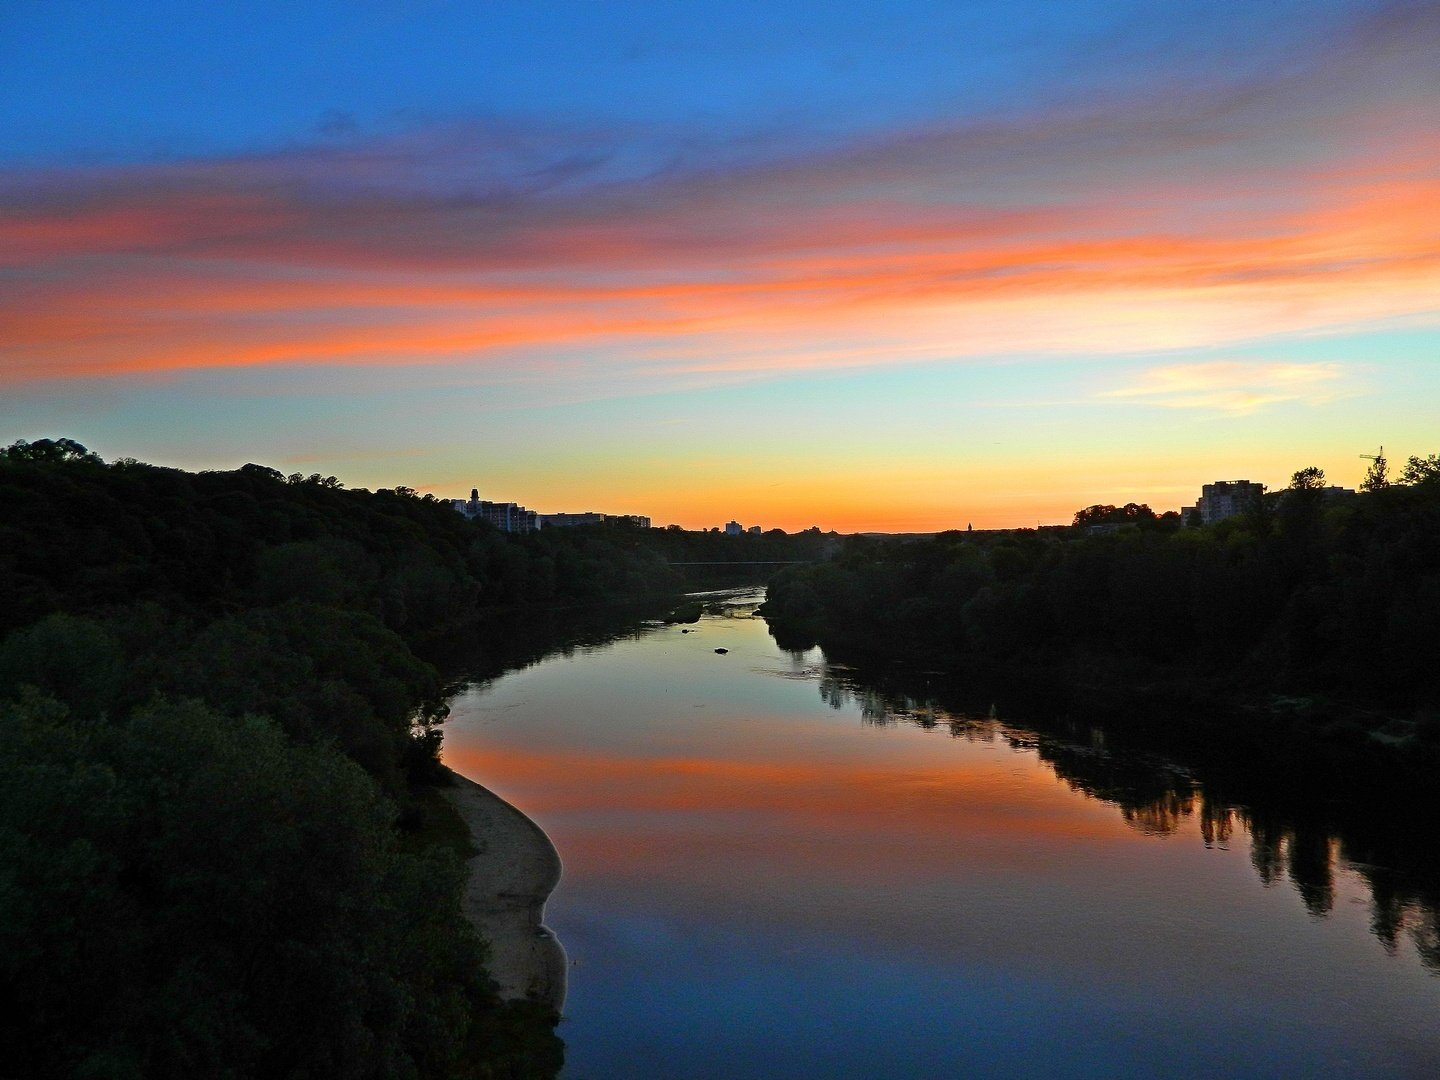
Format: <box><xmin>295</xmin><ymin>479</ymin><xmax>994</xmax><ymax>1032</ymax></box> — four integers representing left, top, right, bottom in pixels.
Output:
<box><xmin>5</xmin><ymin>435</ymin><xmax>1384</xmax><ymax>535</ymax></box>
<box><xmin>3</xmin><ymin>1</ymin><xmax>1437</xmax><ymax>532</ymax></box>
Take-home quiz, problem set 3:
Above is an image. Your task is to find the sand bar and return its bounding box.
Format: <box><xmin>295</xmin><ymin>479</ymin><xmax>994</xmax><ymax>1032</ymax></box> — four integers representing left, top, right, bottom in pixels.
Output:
<box><xmin>441</xmin><ymin>767</ymin><xmax>567</xmax><ymax>1010</ymax></box>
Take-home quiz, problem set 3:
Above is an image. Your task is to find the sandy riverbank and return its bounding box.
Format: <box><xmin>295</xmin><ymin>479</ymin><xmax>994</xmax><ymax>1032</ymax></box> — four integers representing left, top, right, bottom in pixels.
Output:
<box><xmin>441</xmin><ymin>767</ymin><xmax>567</xmax><ymax>1011</ymax></box>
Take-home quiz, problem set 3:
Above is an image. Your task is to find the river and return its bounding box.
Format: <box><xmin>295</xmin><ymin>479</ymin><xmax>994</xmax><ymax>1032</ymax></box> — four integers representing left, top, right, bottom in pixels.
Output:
<box><xmin>443</xmin><ymin>589</ymin><xmax>1440</xmax><ymax>1079</ymax></box>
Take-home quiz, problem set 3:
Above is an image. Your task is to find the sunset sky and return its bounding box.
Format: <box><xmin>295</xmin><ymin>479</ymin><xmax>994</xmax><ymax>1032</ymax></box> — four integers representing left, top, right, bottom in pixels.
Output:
<box><xmin>2</xmin><ymin>1</ymin><xmax>1436</xmax><ymax>531</ymax></box>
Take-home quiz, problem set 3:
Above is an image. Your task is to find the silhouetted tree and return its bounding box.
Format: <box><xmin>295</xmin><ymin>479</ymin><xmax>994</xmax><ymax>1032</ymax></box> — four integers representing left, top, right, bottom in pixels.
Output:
<box><xmin>0</xmin><ymin>437</ymin><xmax>101</xmax><ymax>463</ymax></box>
<box><xmin>1073</xmin><ymin>503</ymin><xmax>1157</xmax><ymax>528</ymax></box>
<box><xmin>763</xmin><ymin>462</ymin><xmax>1440</xmax><ymax>726</ymax></box>
<box><xmin>1400</xmin><ymin>454</ymin><xmax>1440</xmax><ymax>486</ymax></box>
<box><xmin>1361</xmin><ymin>452</ymin><xmax>1390</xmax><ymax>492</ymax></box>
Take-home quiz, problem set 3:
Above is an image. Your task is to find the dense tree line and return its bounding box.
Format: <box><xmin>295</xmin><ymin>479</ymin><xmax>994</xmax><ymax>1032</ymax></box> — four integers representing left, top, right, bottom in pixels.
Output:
<box><xmin>0</xmin><ymin>439</ymin><xmax>683</xmax><ymax>642</ymax></box>
<box><xmin>633</xmin><ymin>522</ymin><xmax>839</xmax><ymax>564</ymax></box>
<box><xmin>762</xmin><ymin>462</ymin><xmax>1440</xmax><ymax>759</ymax></box>
<box><xmin>0</xmin><ymin>438</ymin><xmax>692</xmax><ymax>1079</ymax></box>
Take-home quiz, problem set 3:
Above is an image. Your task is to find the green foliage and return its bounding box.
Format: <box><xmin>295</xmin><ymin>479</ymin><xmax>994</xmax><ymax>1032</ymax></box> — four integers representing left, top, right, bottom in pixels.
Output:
<box><xmin>0</xmin><ymin>442</ymin><xmax>592</xmax><ymax>1078</ymax></box>
<box><xmin>0</xmin><ymin>436</ymin><xmax>102</xmax><ymax>464</ymax></box>
<box><xmin>0</xmin><ymin>694</ymin><xmax>514</xmax><ymax>1080</ymax></box>
<box><xmin>1400</xmin><ymin>454</ymin><xmax>1440</xmax><ymax>486</ymax></box>
<box><xmin>638</xmin><ymin>523</ymin><xmax>835</xmax><ymax>565</ymax></box>
<box><xmin>1072</xmin><ymin>502</ymin><xmax>1158</xmax><ymax>528</ymax></box>
<box><xmin>764</xmin><ymin>472</ymin><xmax>1440</xmax><ymax>726</ymax></box>
<box><xmin>0</xmin><ymin>612</ymin><xmax>124</xmax><ymax>719</ymax></box>
<box><xmin>165</xmin><ymin>604</ymin><xmax>442</xmax><ymax>792</ymax></box>
<box><xmin>0</xmin><ymin>439</ymin><xmax>680</xmax><ymax>641</ymax></box>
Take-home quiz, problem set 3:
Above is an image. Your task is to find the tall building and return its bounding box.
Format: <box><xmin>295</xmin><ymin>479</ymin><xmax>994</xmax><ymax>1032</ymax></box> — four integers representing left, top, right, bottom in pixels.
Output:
<box><xmin>481</xmin><ymin>501</ymin><xmax>537</xmax><ymax>532</ymax></box>
<box><xmin>1180</xmin><ymin>480</ymin><xmax>1266</xmax><ymax>526</ymax></box>
<box><xmin>451</xmin><ymin>493</ymin><xmax>537</xmax><ymax>532</ymax></box>
<box><xmin>724</xmin><ymin>520</ymin><xmax>743</xmax><ymax>535</ymax></box>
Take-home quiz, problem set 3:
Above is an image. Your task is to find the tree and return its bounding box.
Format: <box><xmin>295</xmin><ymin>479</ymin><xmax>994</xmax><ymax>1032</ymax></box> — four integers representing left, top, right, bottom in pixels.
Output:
<box><xmin>0</xmin><ymin>694</ymin><xmax>503</xmax><ymax>1080</ymax></box>
<box><xmin>1074</xmin><ymin>504</ymin><xmax>1116</xmax><ymax>527</ymax></box>
<box><xmin>0</xmin><ymin>437</ymin><xmax>101</xmax><ymax>464</ymax></box>
<box><xmin>1360</xmin><ymin>452</ymin><xmax>1389</xmax><ymax>492</ymax></box>
<box><xmin>1073</xmin><ymin>503</ymin><xmax>1157</xmax><ymax>528</ymax></box>
<box><xmin>1399</xmin><ymin>454</ymin><xmax>1440</xmax><ymax>486</ymax></box>
<box><xmin>1281</xmin><ymin>466</ymin><xmax>1328</xmax><ymax>538</ymax></box>
<box><xmin>1242</xmin><ymin>485</ymin><xmax>1275</xmax><ymax>535</ymax></box>
<box><xmin>0</xmin><ymin>613</ymin><xmax>124</xmax><ymax>720</ymax></box>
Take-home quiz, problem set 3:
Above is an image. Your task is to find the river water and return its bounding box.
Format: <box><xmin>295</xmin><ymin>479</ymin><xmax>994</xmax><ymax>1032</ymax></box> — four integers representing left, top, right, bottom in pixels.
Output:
<box><xmin>444</xmin><ymin>590</ymin><xmax>1440</xmax><ymax>1079</ymax></box>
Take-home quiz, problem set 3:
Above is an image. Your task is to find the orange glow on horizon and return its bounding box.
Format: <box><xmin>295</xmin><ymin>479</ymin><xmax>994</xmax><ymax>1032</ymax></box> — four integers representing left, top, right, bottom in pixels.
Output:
<box><xmin>3</xmin><ymin>52</ymin><xmax>1436</xmax><ymax>532</ymax></box>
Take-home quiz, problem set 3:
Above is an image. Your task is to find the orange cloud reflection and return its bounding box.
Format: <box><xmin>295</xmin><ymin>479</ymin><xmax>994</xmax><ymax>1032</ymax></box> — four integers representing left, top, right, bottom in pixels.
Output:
<box><xmin>446</xmin><ymin>740</ymin><xmax>1128</xmax><ymax>889</ymax></box>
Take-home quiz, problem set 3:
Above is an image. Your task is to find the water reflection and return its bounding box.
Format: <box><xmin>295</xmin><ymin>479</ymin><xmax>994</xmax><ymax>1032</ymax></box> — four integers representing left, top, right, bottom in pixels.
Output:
<box><xmin>812</xmin><ymin>660</ymin><xmax>1440</xmax><ymax>974</ymax></box>
<box><xmin>444</xmin><ymin>590</ymin><xmax>1440</xmax><ymax>1079</ymax></box>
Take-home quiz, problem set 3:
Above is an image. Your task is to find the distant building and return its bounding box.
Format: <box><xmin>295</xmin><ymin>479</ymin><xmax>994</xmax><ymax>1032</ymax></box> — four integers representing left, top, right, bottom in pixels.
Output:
<box><xmin>747</xmin><ymin>524</ymin><xmax>762</xmax><ymax>535</ymax></box>
<box><xmin>724</xmin><ymin>520</ymin><xmax>743</xmax><ymax>536</ymax></box>
<box><xmin>1180</xmin><ymin>480</ymin><xmax>1266</xmax><ymax>526</ymax></box>
<box><xmin>451</xmin><ymin>493</ymin><xmax>537</xmax><ymax>532</ymax></box>
<box><xmin>477</xmin><ymin>501</ymin><xmax>536</xmax><ymax>532</ymax></box>
<box><xmin>453</xmin><ymin>489</ymin><xmax>650</xmax><ymax>532</ymax></box>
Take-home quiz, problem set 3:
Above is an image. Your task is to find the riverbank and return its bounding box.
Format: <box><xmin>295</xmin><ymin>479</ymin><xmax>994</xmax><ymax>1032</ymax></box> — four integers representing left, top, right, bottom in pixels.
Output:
<box><xmin>441</xmin><ymin>767</ymin><xmax>567</xmax><ymax>1011</ymax></box>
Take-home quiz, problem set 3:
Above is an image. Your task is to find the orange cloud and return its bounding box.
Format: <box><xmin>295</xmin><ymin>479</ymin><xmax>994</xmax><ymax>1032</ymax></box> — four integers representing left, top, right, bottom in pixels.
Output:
<box><xmin>2</xmin><ymin>7</ymin><xmax>1437</xmax><ymax>389</ymax></box>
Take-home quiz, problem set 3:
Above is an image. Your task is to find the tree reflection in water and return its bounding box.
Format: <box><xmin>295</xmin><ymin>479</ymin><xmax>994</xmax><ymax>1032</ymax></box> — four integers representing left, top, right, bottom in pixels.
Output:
<box><xmin>812</xmin><ymin>660</ymin><xmax>1440</xmax><ymax>974</ymax></box>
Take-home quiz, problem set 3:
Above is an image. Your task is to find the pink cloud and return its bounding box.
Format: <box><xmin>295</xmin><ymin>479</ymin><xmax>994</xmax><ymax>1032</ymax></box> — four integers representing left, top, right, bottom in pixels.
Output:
<box><xmin>1</xmin><ymin>1</ymin><xmax>1436</xmax><ymax>386</ymax></box>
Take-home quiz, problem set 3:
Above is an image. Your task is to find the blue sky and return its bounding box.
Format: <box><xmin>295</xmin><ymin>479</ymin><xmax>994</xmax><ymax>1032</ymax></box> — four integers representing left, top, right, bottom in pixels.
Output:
<box><xmin>0</xmin><ymin>0</ymin><xmax>1374</xmax><ymax>165</ymax></box>
<box><xmin>2</xmin><ymin>1</ymin><xmax>1436</xmax><ymax>529</ymax></box>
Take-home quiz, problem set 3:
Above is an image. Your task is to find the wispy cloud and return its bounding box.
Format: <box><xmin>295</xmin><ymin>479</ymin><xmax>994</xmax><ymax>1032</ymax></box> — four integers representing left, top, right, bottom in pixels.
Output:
<box><xmin>1</xmin><ymin>2</ymin><xmax>1436</xmax><ymax>387</ymax></box>
<box><xmin>1100</xmin><ymin>361</ymin><xmax>1350</xmax><ymax>414</ymax></box>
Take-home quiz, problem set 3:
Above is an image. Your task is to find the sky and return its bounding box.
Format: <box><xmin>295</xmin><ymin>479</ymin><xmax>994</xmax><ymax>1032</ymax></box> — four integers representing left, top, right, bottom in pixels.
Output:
<box><xmin>2</xmin><ymin>0</ymin><xmax>1437</xmax><ymax>531</ymax></box>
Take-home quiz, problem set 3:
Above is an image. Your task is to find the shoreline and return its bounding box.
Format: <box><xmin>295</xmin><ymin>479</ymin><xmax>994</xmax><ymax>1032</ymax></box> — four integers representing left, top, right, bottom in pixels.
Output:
<box><xmin>440</xmin><ymin>766</ymin><xmax>567</xmax><ymax>1011</ymax></box>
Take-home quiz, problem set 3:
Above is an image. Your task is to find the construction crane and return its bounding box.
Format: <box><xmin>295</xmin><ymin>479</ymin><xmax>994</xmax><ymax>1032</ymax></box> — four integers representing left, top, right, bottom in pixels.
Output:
<box><xmin>1360</xmin><ymin>445</ymin><xmax>1387</xmax><ymax>489</ymax></box>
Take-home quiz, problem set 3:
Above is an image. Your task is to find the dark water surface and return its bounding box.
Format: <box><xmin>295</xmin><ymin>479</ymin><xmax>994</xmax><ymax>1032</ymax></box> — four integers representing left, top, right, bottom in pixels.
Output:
<box><xmin>445</xmin><ymin>591</ymin><xmax>1440</xmax><ymax>1079</ymax></box>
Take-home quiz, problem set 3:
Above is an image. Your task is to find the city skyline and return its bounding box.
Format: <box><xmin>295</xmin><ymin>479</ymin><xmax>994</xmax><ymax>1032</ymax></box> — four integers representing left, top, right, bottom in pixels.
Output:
<box><xmin>2</xmin><ymin>1</ymin><xmax>1437</xmax><ymax>532</ymax></box>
